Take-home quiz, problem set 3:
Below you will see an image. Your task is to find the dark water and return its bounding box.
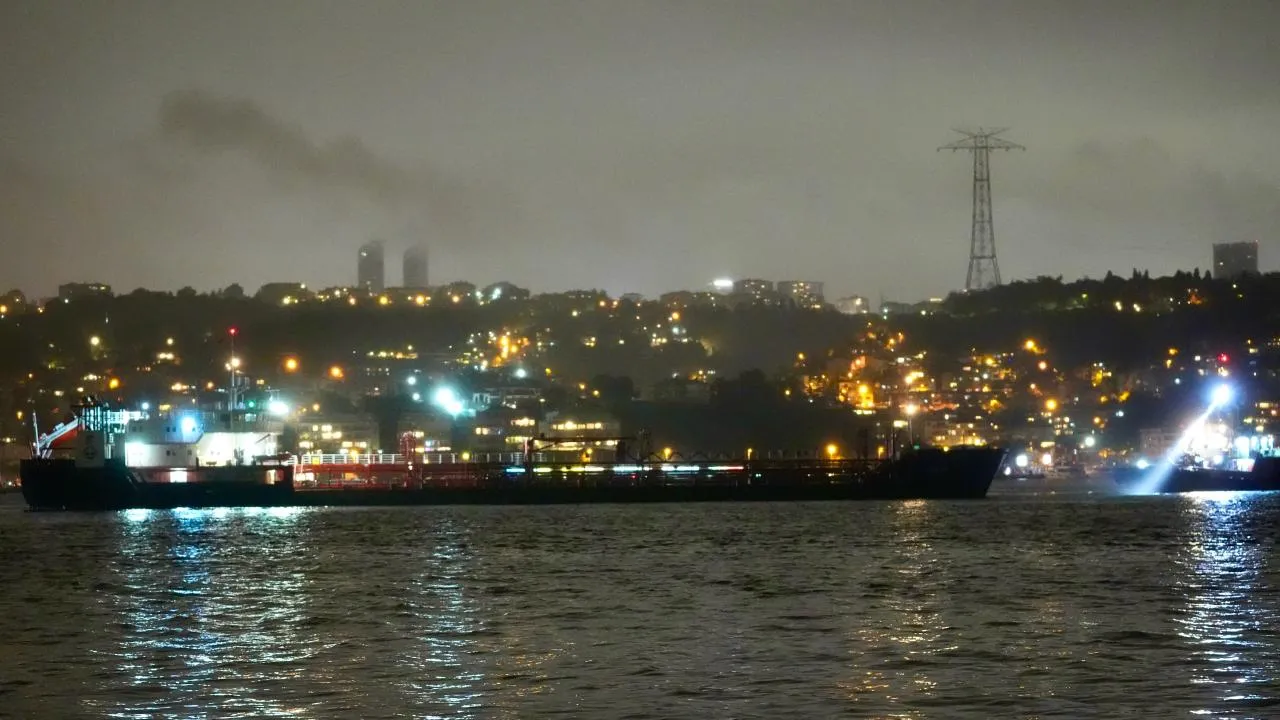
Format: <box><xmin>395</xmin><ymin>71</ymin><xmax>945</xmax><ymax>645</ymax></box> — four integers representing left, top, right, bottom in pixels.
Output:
<box><xmin>2</xmin><ymin>491</ymin><xmax>1279</xmax><ymax>719</ymax></box>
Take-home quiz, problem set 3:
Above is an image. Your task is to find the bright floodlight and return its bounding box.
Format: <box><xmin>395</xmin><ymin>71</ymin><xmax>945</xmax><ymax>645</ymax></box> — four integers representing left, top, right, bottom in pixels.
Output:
<box><xmin>1210</xmin><ymin>383</ymin><xmax>1233</xmax><ymax>407</ymax></box>
<box><xmin>514</xmin><ymin>367</ymin><xmax>528</xmax><ymax>379</ymax></box>
<box><xmin>432</xmin><ymin>387</ymin><xmax>465</xmax><ymax>417</ymax></box>
<box><xmin>180</xmin><ymin>415</ymin><xmax>199</xmax><ymax>435</ymax></box>
<box><xmin>267</xmin><ymin>400</ymin><xmax>289</xmax><ymax>416</ymax></box>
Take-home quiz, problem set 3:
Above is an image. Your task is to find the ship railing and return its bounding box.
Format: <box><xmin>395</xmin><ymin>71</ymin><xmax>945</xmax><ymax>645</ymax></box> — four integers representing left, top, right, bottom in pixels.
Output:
<box><xmin>292</xmin><ymin>453</ymin><xmax>886</xmax><ymax>473</ymax></box>
<box><xmin>296</xmin><ymin>451</ymin><xmax>539</xmax><ymax>466</ymax></box>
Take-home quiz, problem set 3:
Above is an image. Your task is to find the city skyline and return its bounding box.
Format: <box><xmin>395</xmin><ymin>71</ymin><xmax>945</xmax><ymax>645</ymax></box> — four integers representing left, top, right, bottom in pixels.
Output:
<box><xmin>0</xmin><ymin>242</ymin><xmax>1264</xmax><ymax>303</ymax></box>
<box><xmin>2</xmin><ymin>1</ymin><xmax>1278</xmax><ymax>299</ymax></box>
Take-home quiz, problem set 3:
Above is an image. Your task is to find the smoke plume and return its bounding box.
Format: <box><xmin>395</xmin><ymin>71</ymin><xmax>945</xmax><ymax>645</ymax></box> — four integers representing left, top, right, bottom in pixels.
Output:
<box><xmin>156</xmin><ymin>89</ymin><xmax>479</xmax><ymax>220</ymax></box>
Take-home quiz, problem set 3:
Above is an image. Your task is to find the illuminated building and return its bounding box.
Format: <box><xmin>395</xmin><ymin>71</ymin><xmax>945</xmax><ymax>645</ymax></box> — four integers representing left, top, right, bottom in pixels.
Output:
<box><xmin>470</xmin><ymin>383</ymin><xmax>542</xmax><ymax>410</ymax></box>
<box><xmin>1212</xmin><ymin>241</ymin><xmax>1258</xmax><ymax>279</ymax></box>
<box><xmin>659</xmin><ymin>290</ymin><xmax>724</xmax><ymax>309</ymax></box>
<box><xmin>733</xmin><ymin>278</ymin><xmax>774</xmax><ymax>299</ymax></box>
<box><xmin>296</xmin><ymin>414</ymin><xmax>379</xmax><ymax>454</ymax></box>
<box><xmin>542</xmin><ymin>413</ymin><xmax>621</xmax><ymax>456</ymax></box>
<box><xmin>777</xmin><ymin>281</ymin><xmax>826</xmax><ymax>308</ymax></box>
<box><xmin>833</xmin><ymin>295</ymin><xmax>870</xmax><ymax>314</ymax></box>
<box><xmin>57</xmin><ymin>282</ymin><xmax>112</xmax><ymax>301</ymax></box>
<box><xmin>357</xmin><ymin>240</ymin><xmax>385</xmax><ymax>293</ymax></box>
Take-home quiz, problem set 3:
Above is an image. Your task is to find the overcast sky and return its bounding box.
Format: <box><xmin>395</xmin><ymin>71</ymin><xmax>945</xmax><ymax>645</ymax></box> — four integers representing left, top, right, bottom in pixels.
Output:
<box><xmin>1</xmin><ymin>0</ymin><xmax>1277</xmax><ymax>300</ymax></box>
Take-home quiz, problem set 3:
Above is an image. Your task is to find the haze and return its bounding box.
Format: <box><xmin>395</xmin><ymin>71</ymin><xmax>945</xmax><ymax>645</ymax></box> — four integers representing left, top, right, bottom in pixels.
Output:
<box><xmin>1</xmin><ymin>0</ymin><xmax>1277</xmax><ymax>300</ymax></box>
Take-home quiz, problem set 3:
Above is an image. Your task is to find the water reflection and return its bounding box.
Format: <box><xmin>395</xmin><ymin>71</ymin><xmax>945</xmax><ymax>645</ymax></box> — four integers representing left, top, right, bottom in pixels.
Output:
<box><xmin>1175</xmin><ymin>492</ymin><xmax>1278</xmax><ymax>717</ymax></box>
<box><xmin>400</xmin><ymin>516</ymin><xmax>488</xmax><ymax>718</ymax></box>
<box><xmin>99</xmin><ymin>507</ymin><xmax>315</xmax><ymax>719</ymax></box>
<box><xmin>842</xmin><ymin>500</ymin><xmax>944</xmax><ymax>716</ymax></box>
<box><xmin>10</xmin><ymin>497</ymin><xmax>1280</xmax><ymax>719</ymax></box>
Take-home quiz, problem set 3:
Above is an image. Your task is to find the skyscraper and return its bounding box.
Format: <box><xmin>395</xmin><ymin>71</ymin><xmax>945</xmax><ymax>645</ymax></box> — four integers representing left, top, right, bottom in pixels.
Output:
<box><xmin>358</xmin><ymin>240</ymin><xmax>385</xmax><ymax>293</ymax></box>
<box><xmin>403</xmin><ymin>245</ymin><xmax>429</xmax><ymax>289</ymax></box>
<box><xmin>1212</xmin><ymin>242</ymin><xmax>1258</xmax><ymax>279</ymax></box>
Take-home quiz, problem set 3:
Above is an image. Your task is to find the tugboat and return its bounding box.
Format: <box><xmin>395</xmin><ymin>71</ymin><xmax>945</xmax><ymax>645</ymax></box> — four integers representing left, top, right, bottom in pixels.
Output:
<box><xmin>1112</xmin><ymin>453</ymin><xmax>1280</xmax><ymax>495</ymax></box>
<box><xmin>1111</xmin><ymin>382</ymin><xmax>1280</xmax><ymax>495</ymax></box>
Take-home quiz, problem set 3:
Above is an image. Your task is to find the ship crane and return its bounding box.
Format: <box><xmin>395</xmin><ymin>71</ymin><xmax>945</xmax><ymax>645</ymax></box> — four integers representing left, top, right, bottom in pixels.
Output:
<box><xmin>32</xmin><ymin>396</ymin><xmax>134</xmax><ymax>458</ymax></box>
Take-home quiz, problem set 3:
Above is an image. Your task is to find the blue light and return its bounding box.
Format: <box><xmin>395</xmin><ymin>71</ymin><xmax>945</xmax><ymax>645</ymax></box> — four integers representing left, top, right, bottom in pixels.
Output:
<box><xmin>1127</xmin><ymin>406</ymin><xmax>1216</xmax><ymax>495</ymax></box>
<box><xmin>1210</xmin><ymin>383</ymin><xmax>1233</xmax><ymax>408</ymax></box>
<box><xmin>431</xmin><ymin>387</ymin><xmax>465</xmax><ymax>417</ymax></box>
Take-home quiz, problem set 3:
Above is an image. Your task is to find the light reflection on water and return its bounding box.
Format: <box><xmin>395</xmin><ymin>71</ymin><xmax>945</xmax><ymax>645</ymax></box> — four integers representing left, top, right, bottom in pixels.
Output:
<box><xmin>1175</xmin><ymin>492</ymin><xmax>1277</xmax><ymax>718</ymax></box>
<box><xmin>1</xmin><ymin>494</ymin><xmax>1279</xmax><ymax>718</ymax></box>
<box><xmin>841</xmin><ymin>499</ymin><xmax>943</xmax><ymax>716</ymax></box>
<box><xmin>99</xmin><ymin>507</ymin><xmax>315</xmax><ymax>719</ymax></box>
<box><xmin>400</xmin><ymin>519</ymin><xmax>488</xmax><ymax>718</ymax></box>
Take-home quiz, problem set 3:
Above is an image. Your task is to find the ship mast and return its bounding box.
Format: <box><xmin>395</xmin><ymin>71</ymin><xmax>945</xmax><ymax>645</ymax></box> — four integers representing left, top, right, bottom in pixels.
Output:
<box><xmin>228</xmin><ymin>327</ymin><xmax>242</xmax><ymax>465</ymax></box>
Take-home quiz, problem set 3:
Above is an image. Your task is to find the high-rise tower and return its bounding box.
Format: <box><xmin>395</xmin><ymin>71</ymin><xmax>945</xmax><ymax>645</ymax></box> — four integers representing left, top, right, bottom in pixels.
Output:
<box><xmin>939</xmin><ymin>128</ymin><xmax>1024</xmax><ymax>292</ymax></box>
<box><xmin>357</xmin><ymin>240</ymin><xmax>385</xmax><ymax>293</ymax></box>
<box><xmin>403</xmin><ymin>245</ymin><xmax>429</xmax><ymax>289</ymax></box>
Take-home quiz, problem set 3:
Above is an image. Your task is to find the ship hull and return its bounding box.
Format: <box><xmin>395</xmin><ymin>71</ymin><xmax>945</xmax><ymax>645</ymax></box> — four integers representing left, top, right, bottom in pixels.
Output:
<box><xmin>19</xmin><ymin>459</ymin><xmax>293</xmax><ymax>511</ymax></box>
<box><xmin>1111</xmin><ymin>456</ymin><xmax>1280</xmax><ymax>494</ymax></box>
<box><xmin>21</xmin><ymin>448</ymin><xmax>1005</xmax><ymax>511</ymax></box>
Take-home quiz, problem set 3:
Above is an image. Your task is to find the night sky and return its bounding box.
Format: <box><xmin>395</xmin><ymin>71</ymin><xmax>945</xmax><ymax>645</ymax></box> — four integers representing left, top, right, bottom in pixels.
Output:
<box><xmin>1</xmin><ymin>1</ymin><xmax>1277</xmax><ymax>300</ymax></box>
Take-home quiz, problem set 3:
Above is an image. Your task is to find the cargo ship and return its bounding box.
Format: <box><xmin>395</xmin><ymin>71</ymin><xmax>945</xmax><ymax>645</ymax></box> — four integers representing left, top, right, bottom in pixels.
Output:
<box><xmin>21</xmin><ymin>399</ymin><xmax>1007</xmax><ymax>511</ymax></box>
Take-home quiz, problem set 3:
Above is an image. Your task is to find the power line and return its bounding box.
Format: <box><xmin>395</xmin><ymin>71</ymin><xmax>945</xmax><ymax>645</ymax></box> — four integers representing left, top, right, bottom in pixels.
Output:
<box><xmin>939</xmin><ymin>127</ymin><xmax>1025</xmax><ymax>292</ymax></box>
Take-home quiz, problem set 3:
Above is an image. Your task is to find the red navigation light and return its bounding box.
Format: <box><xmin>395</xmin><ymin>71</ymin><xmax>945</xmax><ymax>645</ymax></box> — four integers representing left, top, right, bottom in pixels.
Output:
<box><xmin>1218</xmin><ymin>353</ymin><xmax>1229</xmax><ymax>364</ymax></box>
<box><xmin>229</xmin><ymin>327</ymin><xmax>238</xmax><ymax>337</ymax></box>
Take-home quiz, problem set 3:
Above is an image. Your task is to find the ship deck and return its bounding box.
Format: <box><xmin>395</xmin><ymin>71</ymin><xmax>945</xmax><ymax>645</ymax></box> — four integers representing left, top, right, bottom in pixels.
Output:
<box><xmin>292</xmin><ymin>453</ymin><xmax>890</xmax><ymax>491</ymax></box>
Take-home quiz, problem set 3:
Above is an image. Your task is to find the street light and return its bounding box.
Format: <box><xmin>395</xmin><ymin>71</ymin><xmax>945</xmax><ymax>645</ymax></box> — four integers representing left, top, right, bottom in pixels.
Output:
<box><xmin>904</xmin><ymin>403</ymin><xmax>919</xmax><ymax>446</ymax></box>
